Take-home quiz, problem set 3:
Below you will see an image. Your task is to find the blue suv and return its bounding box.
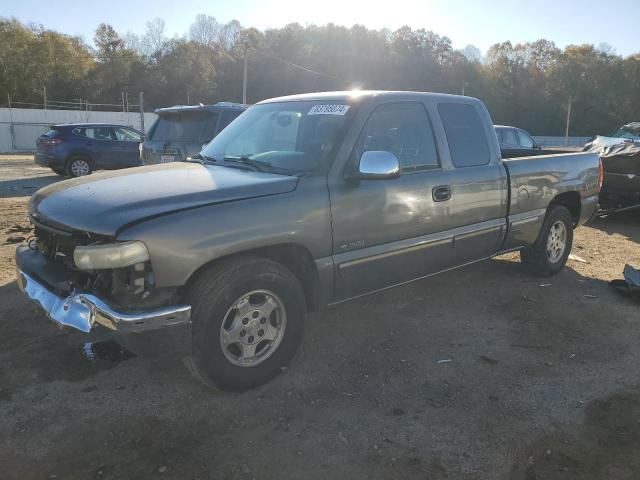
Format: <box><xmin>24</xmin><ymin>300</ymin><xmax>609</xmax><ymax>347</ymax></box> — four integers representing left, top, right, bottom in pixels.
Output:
<box><xmin>35</xmin><ymin>123</ymin><xmax>143</xmax><ymax>177</ymax></box>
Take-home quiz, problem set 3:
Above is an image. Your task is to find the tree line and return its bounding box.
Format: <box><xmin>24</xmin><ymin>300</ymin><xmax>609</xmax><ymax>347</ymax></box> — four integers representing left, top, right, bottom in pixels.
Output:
<box><xmin>1</xmin><ymin>15</ymin><xmax>639</xmax><ymax>136</ymax></box>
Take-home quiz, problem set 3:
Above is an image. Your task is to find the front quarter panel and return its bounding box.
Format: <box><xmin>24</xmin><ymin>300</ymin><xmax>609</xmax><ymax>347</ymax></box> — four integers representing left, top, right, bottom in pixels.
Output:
<box><xmin>117</xmin><ymin>176</ymin><xmax>332</xmax><ymax>288</ymax></box>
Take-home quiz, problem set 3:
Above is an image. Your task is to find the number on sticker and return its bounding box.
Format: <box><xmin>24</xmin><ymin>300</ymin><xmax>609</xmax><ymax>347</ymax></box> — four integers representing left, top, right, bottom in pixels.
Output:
<box><xmin>308</xmin><ymin>104</ymin><xmax>350</xmax><ymax>115</ymax></box>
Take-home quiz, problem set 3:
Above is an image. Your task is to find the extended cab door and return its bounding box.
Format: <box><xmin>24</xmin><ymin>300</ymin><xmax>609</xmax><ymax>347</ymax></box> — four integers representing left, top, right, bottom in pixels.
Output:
<box><xmin>328</xmin><ymin>97</ymin><xmax>507</xmax><ymax>301</ymax></box>
<box><xmin>435</xmin><ymin>101</ymin><xmax>508</xmax><ymax>265</ymax></box>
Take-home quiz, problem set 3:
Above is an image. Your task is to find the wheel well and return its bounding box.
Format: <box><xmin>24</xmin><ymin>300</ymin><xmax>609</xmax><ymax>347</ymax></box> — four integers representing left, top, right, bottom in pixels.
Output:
<box><xmin>66</xmin><ymin>152</ymin><xmax>92</xmax><ymax>165</ymax></box>
<box><xmin>550</xmin><ymin>191</ymin><xmax>581</xmax><ymax>225</ymax></box>
<box><xmin>186</xmin><ymin>244</ymin><xmax>321</xmax><ymax>312</ymax></box>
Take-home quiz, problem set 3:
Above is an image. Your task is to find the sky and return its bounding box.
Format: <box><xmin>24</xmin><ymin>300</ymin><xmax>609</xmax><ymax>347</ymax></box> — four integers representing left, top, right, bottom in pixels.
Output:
<box><xmin>3</xmin><ymin>0</ymin><xmax>640</xmax><ymax>56</ymax></box>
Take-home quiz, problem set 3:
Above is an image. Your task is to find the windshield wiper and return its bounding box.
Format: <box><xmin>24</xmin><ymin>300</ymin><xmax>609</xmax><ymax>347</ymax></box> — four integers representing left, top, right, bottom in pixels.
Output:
<box><xmin>223</xmin><ymin>155</ymin><xmax>273</xmax><ymax>172</ymax></box>
<box><xmin>184</xmin><ymin>153</ymin><xmax>217</xmax><ymax>164</ymax></box>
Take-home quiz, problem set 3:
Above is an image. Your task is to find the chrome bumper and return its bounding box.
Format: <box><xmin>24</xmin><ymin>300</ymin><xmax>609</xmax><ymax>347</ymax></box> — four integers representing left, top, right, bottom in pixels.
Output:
<box><xmin>16</xmin><ymin>267</ymin><xmax>191</xmax><ymax>334</ymax></box>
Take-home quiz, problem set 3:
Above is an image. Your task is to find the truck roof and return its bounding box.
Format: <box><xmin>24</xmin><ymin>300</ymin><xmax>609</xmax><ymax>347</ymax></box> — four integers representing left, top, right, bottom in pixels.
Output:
<box><xmin>154</xmin><ymin>102</ymin><xmax>249</xmax><ymax>115</ymax></box>
<box><xmin>258</xmin><ymin>90</ymin><xmax>476</xmax><ymax>104</ymax></box>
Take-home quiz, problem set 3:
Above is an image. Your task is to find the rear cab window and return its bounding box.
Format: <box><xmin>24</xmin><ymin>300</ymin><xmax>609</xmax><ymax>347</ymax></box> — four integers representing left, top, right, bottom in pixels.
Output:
<box><xmin>438</xmin><ymin>103</ymin><xmax>490</xmax><ymax>167</ymax></box>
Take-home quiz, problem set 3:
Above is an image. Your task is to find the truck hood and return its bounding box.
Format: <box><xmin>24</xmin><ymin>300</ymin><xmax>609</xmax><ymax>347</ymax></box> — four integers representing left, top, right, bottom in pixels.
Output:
<box><xmin>30</xmin><ymin>163</ymin><xmax>298</xmax><ymax>236</ymax></box>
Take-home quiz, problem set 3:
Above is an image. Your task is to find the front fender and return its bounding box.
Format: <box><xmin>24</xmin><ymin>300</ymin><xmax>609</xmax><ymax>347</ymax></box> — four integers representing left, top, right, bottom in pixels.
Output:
<box><xmin>117</xmin><ymin>176</ymin><xmax>332</xmax><ymax>288</ymax></box>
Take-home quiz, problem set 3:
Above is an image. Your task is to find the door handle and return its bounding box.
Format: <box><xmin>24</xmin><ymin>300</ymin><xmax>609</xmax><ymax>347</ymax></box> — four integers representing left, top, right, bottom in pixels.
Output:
<box><xmin>432</xmin><ymin>185</ymin><xmax>452</xmax><ymax>202</ymax></box>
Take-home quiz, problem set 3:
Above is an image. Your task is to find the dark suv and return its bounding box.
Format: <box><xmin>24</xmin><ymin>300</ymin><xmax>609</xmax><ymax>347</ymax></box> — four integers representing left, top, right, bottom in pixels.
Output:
<box><xmin>140</xmin><ymin>102</ymin><xmax>248</xmax><ymax>165</ymax></box>
<box><xmin>35</xmin><ymin>123</ymin><xmax>143</xmax><ymax>177</ymax></box>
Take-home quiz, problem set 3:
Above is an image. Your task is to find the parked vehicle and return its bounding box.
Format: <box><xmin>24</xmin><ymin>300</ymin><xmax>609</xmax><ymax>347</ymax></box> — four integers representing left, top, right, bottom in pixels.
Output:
<box><xmin>583</xmin><ymin>128</ymin><xmax>640</xmax><ymax>212</ymax></box>
<box><xmin>35</xmin><ymin>123</ymin><xmax>143</xmax><ymax>177</ymax></box>
<box><xmin>495</xmin><ymin>125</ymin><xmax>543</xmax><ymax>158</ymax></box>
<box><xmin>140</xmin><ymin>102</ymin><xmax>248</xmax><ymax>165</ymax></box>
<box><xmin>17</xmin><ymin>91</ymin><xmax>601</xmax><ymax>391</ymax></box>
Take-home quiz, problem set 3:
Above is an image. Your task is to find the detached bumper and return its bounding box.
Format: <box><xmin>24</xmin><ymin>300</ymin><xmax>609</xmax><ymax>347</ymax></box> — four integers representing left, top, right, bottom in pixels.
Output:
<box><xmin>15</xmin><ymin>246</ymin><xmax>191</xmax><ymax>334</ymax></box>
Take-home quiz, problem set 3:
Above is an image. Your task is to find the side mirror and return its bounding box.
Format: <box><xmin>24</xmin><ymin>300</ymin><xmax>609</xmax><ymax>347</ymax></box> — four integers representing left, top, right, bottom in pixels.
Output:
<box><xmin>357</xmin><ymin>151</ymin><xmax>400</xmax><ymax>179</ymax></box>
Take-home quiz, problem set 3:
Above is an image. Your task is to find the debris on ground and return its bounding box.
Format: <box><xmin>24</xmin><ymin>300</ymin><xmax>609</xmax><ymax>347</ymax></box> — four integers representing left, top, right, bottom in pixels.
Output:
<box><xmin>437</xmin><ymin>359</ymin><xmax>453</xmax><ymax>364</ymax></box>
<box><xmin>5</xmin><ymin>235</ymin><xmax>25</xmax><ymax>244</ymax></box>
<box><xmin>609</xmin><ymin>264</ymin><xmax>640</xmax><ymax>302</ymax></box>
<box><xmin>337</xmin><ymin>431</ymin><xmax>350</xmax><ymax>446</ymax></box>
<box><xmin>568</xmin><ymin>253</ymin><xmax>588</xmax><ymax>263</ymax></box>
<box><xmin>6</xmin><ymin>224</ymin><xmax>31</xmax><ymax>233</ymax></box>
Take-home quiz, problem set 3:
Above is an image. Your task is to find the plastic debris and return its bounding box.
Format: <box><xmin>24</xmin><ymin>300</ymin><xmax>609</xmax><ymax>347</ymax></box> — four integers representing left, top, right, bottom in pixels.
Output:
<box><xmin>568</xmin><ymin>253</ymin><xmax>587</xmax><ymax>263</ymax></box>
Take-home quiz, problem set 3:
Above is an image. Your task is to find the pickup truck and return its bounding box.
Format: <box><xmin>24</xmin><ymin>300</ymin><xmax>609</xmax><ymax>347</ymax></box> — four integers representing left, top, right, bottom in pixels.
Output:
<box><xmin>16</xmin><ymin>91</ymin><xmax>601</xmax><ymax>391</ymax></box>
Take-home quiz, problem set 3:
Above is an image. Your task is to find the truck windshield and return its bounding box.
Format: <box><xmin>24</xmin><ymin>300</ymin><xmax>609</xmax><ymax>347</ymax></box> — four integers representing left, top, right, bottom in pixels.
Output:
<box><xmin>201</xmin><ymin>101</ymin><xmax>352</xmax><ymax>173</ymax></box>
<box><xmin>149</xmin><ymin>111</ymin><xmax>218</xmax><ymax>143</ymax></box>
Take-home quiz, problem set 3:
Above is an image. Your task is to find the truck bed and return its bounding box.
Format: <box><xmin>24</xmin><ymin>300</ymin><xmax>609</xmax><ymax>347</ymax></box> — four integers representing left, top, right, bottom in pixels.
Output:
<box><xmin>500</xmin><ymin>152</ymin><xmax>600</xmax><ymax>251</ymax></box>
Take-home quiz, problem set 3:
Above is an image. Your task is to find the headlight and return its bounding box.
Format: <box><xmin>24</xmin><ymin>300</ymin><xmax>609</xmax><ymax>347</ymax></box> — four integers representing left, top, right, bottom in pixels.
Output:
<box><xmin>73</xmin><ymin>241</ymin><xmax>150</xmax><ymax>271</ymax></box>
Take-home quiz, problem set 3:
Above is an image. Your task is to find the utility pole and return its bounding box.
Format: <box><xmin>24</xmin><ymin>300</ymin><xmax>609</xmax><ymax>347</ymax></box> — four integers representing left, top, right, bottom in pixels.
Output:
<box><xmin>139</xmin><ymin>92</ymin><xmax>145</xmax><ymax>134</ymax></box>
<box><xmin>43</xmin><ymin>85</ymin><xmax>47</xmax><ymax>124</ymax></box>
<box><xmin>122</xmin><ymin>91</ymin><xmax>126</xmax><ymax>112</ymax></box>
<box><xmin>564</xmin><ymin>97</ymin><xmax>572</xmax><ymax>147</ymax></box>
<box><xmin>242</xmin><ymin>48</ymin><xmax>248</xmax><ymax>104</ymax></box>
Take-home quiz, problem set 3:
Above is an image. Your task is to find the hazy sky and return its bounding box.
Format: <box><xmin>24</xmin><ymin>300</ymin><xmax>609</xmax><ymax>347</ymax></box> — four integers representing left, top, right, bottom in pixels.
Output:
<box><xmin>4</xmin><ymin>0</ymin><xmax>640</xmax><ymax>56</ymax></box>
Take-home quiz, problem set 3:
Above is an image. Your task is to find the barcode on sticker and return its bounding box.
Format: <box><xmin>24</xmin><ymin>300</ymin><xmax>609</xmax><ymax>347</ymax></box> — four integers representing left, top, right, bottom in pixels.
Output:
<box><xmin>308</xmin><ymin>104</ymin><xmax>350</xmax><ymax>115</ymax></box>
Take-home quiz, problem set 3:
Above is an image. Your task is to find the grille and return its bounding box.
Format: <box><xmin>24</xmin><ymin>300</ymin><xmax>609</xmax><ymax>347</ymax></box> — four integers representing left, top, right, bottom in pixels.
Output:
<box><xmin>34</xmin><ymin>225</ymin><xmax>93</xmax><ymax>269</ymax></box>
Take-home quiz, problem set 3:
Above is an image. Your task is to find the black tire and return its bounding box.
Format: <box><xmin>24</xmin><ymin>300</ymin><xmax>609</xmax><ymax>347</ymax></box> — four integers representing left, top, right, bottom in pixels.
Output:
<box><xmin>520</xmin><ymin>204</ymin><xmax>574</xmax><ymax>276</ymax></box>
<box><xmin>66</xmin><ymin>156</ymin><xmax>93</xmax><ymax>177</ymax></box>
<box><xmin>50</xmin><ymin>166</ymin><xmax>66</xmax><ymax>176</ymax></box>
<box><xmin>186</xmin><ymin>256</ymin><xmax>306</xmax><ymax>391</ymax></box>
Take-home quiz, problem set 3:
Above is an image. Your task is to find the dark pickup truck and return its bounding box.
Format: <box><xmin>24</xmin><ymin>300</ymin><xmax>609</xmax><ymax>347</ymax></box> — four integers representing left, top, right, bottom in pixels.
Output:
<box><xmin>16</xmin><ymin>91</ymin><xmax>601</xmax><ymax>390</ymax></box>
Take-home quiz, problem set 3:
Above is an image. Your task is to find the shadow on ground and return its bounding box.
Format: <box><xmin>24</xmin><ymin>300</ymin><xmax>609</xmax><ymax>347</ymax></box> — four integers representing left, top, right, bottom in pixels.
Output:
<box><xmin>590</xmin><ymin>209</ymin><xmax>640</xmax><ymax>244</ymax></box>
<box><xmin>511</xmin><ymin>387</ymin><xmax>640</xmax><ymax>480</ymax></box>
<box><xmin>0</xmin><ymin>175</ymin><xmax>61</xmax><ymax>198</ymax></box>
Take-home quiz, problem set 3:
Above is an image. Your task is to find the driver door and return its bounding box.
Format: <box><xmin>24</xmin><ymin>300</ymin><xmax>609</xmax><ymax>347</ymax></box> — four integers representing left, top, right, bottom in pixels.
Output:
<box><xmin>329</xmin><ymin>101</ymin><xmax>459</xmax><ymax>300</ymax></box>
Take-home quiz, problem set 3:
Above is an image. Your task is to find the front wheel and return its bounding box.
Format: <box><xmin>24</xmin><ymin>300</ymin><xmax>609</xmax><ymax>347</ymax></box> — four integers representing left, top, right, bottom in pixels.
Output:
<box><xmin>186</xmin><ymin>256</ymin><xmax>306</xmax><ymax>391</ymax></box>
<box><xmin>520</xmin><ymin>204</ymin><xmax>574</xmax><ymax>276</ymax></box>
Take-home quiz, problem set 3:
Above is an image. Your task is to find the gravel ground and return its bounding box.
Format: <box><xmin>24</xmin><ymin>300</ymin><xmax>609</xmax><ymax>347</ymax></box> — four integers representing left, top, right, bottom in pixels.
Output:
<box><xmin>1</xmin><ymin>155</ymin><xmax>639</xmax><ymax>480</ymax></box>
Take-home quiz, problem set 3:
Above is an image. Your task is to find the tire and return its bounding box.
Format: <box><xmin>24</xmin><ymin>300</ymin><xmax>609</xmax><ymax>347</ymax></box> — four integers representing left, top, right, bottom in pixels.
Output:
<box><xmin>520</xmin><ymin>204</ymin><xmax>574</xmax><ymax>276</ymax></box>
<box><xmin>66</xmin><ymin>156</ymin><xmax>92</xmax><ymax>177</ymax></box>
<box><xmin>50</xmin><ymin>166</ymin><xmax>66</xmax><ymax>176</ymax></box>
<box><xmin>186</xmin><ymin>256</ymin><xmax>306</xmax><ymax>391</ymax></box>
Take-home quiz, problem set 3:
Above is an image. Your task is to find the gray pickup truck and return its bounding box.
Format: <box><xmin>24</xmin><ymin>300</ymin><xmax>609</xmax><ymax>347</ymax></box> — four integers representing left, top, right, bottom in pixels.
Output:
<box><xmin>16</xmin><ymin>91</ymin><xmax>601</xmax><ymax>390</ymax></box>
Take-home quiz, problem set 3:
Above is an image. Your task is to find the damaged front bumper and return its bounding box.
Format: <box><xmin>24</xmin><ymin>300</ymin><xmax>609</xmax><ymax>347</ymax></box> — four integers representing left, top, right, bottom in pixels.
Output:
<box><xmin>15</xmin><ymin>246</ymin><xmax>191</xmax><ymax>334</ymax></box>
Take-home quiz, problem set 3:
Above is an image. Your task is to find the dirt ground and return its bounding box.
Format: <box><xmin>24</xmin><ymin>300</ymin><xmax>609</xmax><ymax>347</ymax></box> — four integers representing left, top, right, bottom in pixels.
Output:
<box><xmin>1</xmin><ymin>154</ymin><xmax>639</xmax><ymax>480</ymax></box>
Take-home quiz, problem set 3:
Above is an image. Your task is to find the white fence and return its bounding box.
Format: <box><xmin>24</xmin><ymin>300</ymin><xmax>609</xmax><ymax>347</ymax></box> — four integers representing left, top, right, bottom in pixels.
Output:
<box><xmin>0</xmin><ymin>108</ymin><xmax>157</xmax><ymax>152</ymax></box>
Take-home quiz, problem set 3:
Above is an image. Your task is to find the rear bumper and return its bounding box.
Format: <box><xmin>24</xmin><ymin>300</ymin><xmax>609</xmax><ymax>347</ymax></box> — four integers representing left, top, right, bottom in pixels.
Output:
<box><xmin>35</xmin><ymin>152</ymin><xmax>58</xmax><ymax>166</ymax></box>
<box><xmin>15</xmin><ymin>246</ymin><xmax>191</xmax><ymax>334</ymax></box>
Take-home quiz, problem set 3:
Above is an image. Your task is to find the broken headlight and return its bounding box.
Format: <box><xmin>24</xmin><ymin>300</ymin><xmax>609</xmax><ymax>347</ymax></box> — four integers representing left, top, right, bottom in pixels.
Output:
<box><xmin>73</xmin><ymin>241</ymin><xmax>150</xmax><ymax>271</ymax></box>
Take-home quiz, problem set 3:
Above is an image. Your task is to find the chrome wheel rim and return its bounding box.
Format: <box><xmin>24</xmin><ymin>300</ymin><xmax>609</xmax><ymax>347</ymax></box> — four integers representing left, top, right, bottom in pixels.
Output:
<box><xmin>219</xmin><ymin>289</ymin><xmax>287</xmax><ymax>367</ymax></box>
<box><xmin>71</xmin><ymin>159</ymin><xmax>90</xmax><ymax>176</ymax></box>
<box><xmin>546</xmin><ymin>221</ymin><xmax>567</xmax><ymax>263</ymax></box>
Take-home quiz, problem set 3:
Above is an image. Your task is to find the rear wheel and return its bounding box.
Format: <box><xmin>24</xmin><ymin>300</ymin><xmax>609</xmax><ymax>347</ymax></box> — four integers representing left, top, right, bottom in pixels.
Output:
<box><xmin>520</xmin><ymin>204</ymin><xmax>574</xmax><ymax>276</ymax></box>
<box><xmin>186</xmin><ymin>256</ymin><xmax>306</xmax><ymax>391</ymax></box>
<box><xmin>66</xmin><ymin>156</ymin><xmax>92</xmax><ymax>177</ymax></box>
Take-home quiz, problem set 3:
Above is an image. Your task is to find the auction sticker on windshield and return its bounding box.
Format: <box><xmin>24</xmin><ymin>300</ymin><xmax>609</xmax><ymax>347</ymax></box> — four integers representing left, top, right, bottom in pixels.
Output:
<box><xmin>308</xmin><ymin>104</ymin><xmax>350</xmax><ymax>115</ymax></box>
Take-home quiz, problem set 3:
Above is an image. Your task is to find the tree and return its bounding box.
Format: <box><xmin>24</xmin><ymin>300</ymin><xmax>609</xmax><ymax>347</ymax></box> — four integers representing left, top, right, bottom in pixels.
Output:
<box><xmin>189</xmin><ymin>14</ymin><xmax>220</xmax><ymax>46</ymax></box>
<box><xmin>461</xmin><ymin>44</ymin><xmax>482</xmax><ymax>63</ymax></box>
<box><xmin>94</xmin><ymin>23</ymin><xmax>124</xmax><ymax>61</ymax></box>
